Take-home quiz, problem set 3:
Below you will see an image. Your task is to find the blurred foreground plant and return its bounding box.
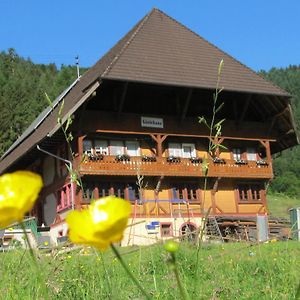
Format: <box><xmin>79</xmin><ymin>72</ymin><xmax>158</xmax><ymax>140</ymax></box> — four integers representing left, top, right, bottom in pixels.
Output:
<box><xmin>0</xmin><ymin>171</ymin><xmax>43</xmax><ymax>229</ymax></box>
<box><xmin>67</xmin><ymin>196</ymin><xmax>151</xmax><ymax>299</ymax></box>
<box><xmin>66</xmin><ymin>196</ymin><xmax>131</xmax><ymax>250</ymax></box>
<box><xmin>164</xmin><ymin>240</ymin><xmax>190</xmax><ymax>300</ymax></box>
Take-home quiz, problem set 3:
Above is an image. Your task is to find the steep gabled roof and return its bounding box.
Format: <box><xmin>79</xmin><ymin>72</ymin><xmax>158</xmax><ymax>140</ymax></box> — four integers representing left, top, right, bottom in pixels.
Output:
<box><xmin>99</xmin><ymin>8</ymin><xmax>288</xmax><ymax>96</ymax></box>
<box><xmin>75</xmin><ymin>8</ymin><xmax>289</xmax><ymax>96</ymax></box>
<box><xmin>0</xmin><ymin>8</ymin><xmax>296</xmax><ymax>173</ymax></box>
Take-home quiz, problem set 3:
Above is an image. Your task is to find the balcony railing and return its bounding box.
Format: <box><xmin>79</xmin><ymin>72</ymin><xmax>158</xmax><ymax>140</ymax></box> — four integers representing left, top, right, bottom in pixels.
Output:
<box><xmin>77</xmin><ymin>155</ymin><xmax>272</xmax><ymax>179</ymax></box>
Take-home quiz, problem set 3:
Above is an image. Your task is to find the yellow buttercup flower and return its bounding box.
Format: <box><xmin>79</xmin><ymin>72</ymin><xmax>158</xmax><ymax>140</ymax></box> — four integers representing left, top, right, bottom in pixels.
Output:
<box><xmin>0</xmin><ymin>171</ymin><xmax>43</xmax><ymax>229</ymax></box>
<box><xmin>66</xmin><ymin>196</ymin><xmax>131</xmax><ymax>250</ymax></box>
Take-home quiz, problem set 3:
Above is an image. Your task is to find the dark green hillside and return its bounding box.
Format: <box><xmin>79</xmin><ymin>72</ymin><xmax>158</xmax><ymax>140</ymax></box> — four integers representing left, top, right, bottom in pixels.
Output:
<box><xmin>0</xmin><ymin>48</ymin><xmax>85</xmax><ymax>155</ymax></box>
<box><xmin>260</xmin><ymin>66</ymin><xmax>300</xmax><ymax>197</ymax></box>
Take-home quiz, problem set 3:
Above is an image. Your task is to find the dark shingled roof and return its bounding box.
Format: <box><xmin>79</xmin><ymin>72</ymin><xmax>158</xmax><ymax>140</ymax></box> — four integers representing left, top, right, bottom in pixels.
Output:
<box><xmin>100</xmin><ymin>8</ymin><xmax>289</xmax><ymax>96</ymax></box>
<box><xmin>0</xmin><ymin>8</ymin><xmax>297</xmax><ymax>173</ymax></box>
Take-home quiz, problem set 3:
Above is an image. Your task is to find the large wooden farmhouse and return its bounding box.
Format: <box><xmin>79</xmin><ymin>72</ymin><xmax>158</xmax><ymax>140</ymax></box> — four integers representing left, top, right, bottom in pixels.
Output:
<box><xmin>0</xmin><ymin>9</ymin><xmax>298</xmax><ymax>245</ymax></box>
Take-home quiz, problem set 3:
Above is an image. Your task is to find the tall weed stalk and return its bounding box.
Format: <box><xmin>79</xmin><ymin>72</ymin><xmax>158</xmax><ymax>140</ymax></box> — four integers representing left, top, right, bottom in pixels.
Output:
<box><xmin>196</xmin><ymin>59</ymin><xmax>225</xmax><ymax>269</ymax></box>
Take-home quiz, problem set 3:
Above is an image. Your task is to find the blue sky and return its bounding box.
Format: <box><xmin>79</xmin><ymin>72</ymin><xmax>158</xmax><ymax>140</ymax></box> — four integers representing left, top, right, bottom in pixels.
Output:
<box><xmin>0</xmin><ymin>1</ymin><xmax>299</xmax><ymax>71</ymax></box>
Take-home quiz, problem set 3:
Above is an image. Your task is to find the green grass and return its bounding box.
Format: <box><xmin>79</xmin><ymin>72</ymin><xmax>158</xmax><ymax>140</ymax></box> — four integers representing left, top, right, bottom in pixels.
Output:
<box><xmin>267</xmin><ymin>192</ymin><xmax>300</xmax><ymax>219</ymax></box>
<box><xmin>0</xmin><ymin>241</ymin><xmax>299</xmax><ymax>299</ymax></box>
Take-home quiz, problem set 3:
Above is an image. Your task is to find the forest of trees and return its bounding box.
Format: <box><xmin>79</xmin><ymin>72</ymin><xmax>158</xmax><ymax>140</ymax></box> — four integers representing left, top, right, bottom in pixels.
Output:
<box><xmin>0</xmin><ymin>49</ymin><xmax>299</xmax><ymax>196</ymax></box>
<box><xmin>0</xmin><ymin>49</ymin><xmax>84</xmax><ymax>155</ymax></box>
<box><xmin>259</xmin><ymin>66</ymin><xmax>300</xmax><ymax>196</ymax></box>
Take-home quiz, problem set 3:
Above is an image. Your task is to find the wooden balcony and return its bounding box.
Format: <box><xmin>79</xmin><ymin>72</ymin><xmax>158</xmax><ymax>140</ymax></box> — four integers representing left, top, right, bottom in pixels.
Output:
<box><xmin>77</xmin><ymin>155</ymin><xmax>273</xmax><ymax>179</ymax></box>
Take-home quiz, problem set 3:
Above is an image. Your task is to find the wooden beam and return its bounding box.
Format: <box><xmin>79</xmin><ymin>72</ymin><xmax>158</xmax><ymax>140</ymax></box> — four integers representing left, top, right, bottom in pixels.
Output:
<box><xmin>143</xmin><ymin>140</ymin><xmax>156</xmax><ymax>155</ymax></box>
<box><xmin>180</xmin><ymin>89</ymin><xmax>193</xmax><ymax>122</ymax></box>
<box><xmin>263</xmin><ymin>95</ymin><xmax>281</xmax><ymax>112</ymax></box>
<box><xmin>77</xmin><ymin>135</ymin><xmax>86</xmax><ymax>164</ymax></box>
<box><xmin>272</xmin><ymin>106</ymin><xmax>289</xmax><ymax>119</ymax></box>
<box><xmin>212</xmin><ymin>177</ymin><xmax>221</xmax><ymax>193</ymax></box>
<box><xmin>150</xmin><ymin>134</ymin><xmax>168</xmax><ymax>158</ymax></box>
<box><xmin>117</xmin><ymin>82</ymin><xmax>128</xmax><ymax>117</ymax></box>
<box><xmin>95</xmin><ymin>129</ymin><xmax>276</xmax><ymax>142</ymax></box>
<box><xmin>155</xmin><ymin>176</ymin><xmax>164</xmax><ymax>195</ymax></box>
<box><xmin>259</xmin><ymin>140</ymin><xmax>273</xmax><ymax>174</ymax></box>
<box><xmin>209</xmin><ymin>137</ymin><xmax>225</xmax><ymax>157</ymax></box>
<box><xmin>234</xmin><ymin>189</ymin><xmax>239</xmax><ymax>213</ymax></box>
<box><xmin>263</xmin><ymin>95</ymin><xmax>292</xmax><ymax>131</ymax></box>
<box><xmin>268</xmin><ymin>106</ymin><xmax>291</xmax><ymax>134</ymax></box>
<box><xmin>211</xmin><ymin>189</ymin><xmax>217</xmax><ymax>215</ymax></box>
<box><xmin>267</xmin><ymin>106</ymin><xmax>289</xmax><ymax>135</ymax></box>
<box><xmin>149</xmin><ymin>133</ymin><xmax>158</xmax><ymax>143</ymax></box>
<box><xmin>277</xmin><ymin>129</ymin><xmax>295</xmax><ymax>140</ymax></box>
<box><xmin>160</xmin><ymin>134</ymin><xmax>168</xmax><ymax>143</ymax></box>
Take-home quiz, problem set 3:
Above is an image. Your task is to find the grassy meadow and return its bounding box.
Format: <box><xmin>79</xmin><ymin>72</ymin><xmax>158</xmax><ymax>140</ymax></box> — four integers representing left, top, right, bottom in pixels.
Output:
<box><xmin>0</xmin><ymin>192</ymin><xmax>298</xmax><ymax>299</ymax></box>
<box><xmin>0</xmin><ymin>241</ymin><xmax>299</xmax><ymax>299</ymax></box>
<box><xmin>268</xmin><ymin>193</ymin><xmax>300</xmax><ymax>219</ymax></box>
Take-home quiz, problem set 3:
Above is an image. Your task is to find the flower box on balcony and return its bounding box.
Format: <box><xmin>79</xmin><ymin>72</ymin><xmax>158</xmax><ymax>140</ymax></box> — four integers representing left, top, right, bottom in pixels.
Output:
<box><xmin>234</xmin><ymin>159</ymin><xmax>248</xmax><ymax>165</ymax></box>
<box><xmin>115</xmin><ymin>154</ymin><xmax>130</xmax><ymax>162</ymax></box>
<box><xmin>167</xmin><ymin>156</ymin><xmax>181</xmax><ymax>163</ymax></box>
<box><xmin>256</xmin><ymin>160</ymin><xmax>268</xmax><ymax>166</ymax></box>
<box><xmin>213</xmin><ymin>157</ymin><xmax>226</xmax><ymax>164</ymax></box>
<box><xmin>88</xmin><ymin>153</ymin><xmax>104</xmax><ymax>162</ymax></box>
<box><xmin>141</xmin><ymin>155</ymin><xmax>156</xmax><ymax>162</ymax></box>
<box><xmin>190</xmin><ymin>157</ymin><xmax>202</xmax><ymax>164</ymax></box>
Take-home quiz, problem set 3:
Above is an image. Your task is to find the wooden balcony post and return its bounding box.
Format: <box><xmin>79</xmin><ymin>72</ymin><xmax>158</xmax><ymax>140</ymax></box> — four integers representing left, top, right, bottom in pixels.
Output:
<box><xmin>77</xmin><ymin>135</ymin><xmax>86</xmax><ymax>163</ymax></box>
<box><xmin>259</xmin><ymin>140</ymin><xmax>271</xmax><ymax>162</ymax></box>
<box><xmin>157</xmin><ymin>136</ymin><xmax>163</xmax><ymax>158</ymax></box>
<box><xmin>209</xmin><ymin>137</ymin><xmax>224</xmax><ymax>157</ymax></box>
<box><xmin>150</xmin><ymin>134</ymin><xmax>168</xmax><ymax>160</ymax></box>
<box><xmin>259</xmin><ymin>140</ymin><xmax>273</xmax><ymax>175</ymax></box>
<box><xmin>265</xmin><ymin>141</ymin><xmax>271</xmax><ymax>163</ymax></box>
<box><xmin>76</xmin><ymin>188</ymin><xmax>82</xmax><ymax>209</ymax></box>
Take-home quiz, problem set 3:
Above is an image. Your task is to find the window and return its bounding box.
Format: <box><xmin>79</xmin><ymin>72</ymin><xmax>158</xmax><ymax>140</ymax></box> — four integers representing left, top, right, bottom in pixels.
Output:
<box><xmin>168</xmin><ymin>142</ymin><xmax>196</xmax><ymax>158</ymax></box>
<box><xmin>232</xmin><ymin>148</ymin><xmax>242</xmax><ymax>160</ymax></box>
<box><xmin>83</xmin><ymin>187</ymin><xmax>94</xmax><ymax>203</ymax></box>
<box><xmin>113</xmin><ymin>183</ymin><xmax>126</xmax><ymax>198</ymax></box>
<box><xmin>83</xmin><ymin>140</ymin><xmax>92</xmax><ymax>155</ymax></box>
<box><xmin>238</xmin><ymin>184</ymin><xmax>262</xmax><ymax>202</ymax></box>
<box><xmin>168</xmin><ymin>143</ymin><xmax>182</xmax><ymax>157</ymax></box>
<box><xmin>171</xmin><ymin>185</ymin><xmax>200</xmax><ymax>202</ymax></box>
<box><xmin>246</xmin><ymin>147</ymin><xmax>257</xmax><ymax>161</ymax></box>
<box><xmin>180</xmin><ymin>223</ymin><xmax>197</xmax><ymax>242</ymax></box>
<box><xmin>172</xmin><ymin>187</ymin><xmax>185</xmax><ymax>200</ymax></box>
<box><xmin>160</xmin><ymin>223</ymin><xmax>173</xmax><ymax>237</ymax></box>
<box><xmin>238</xmin><ymin>185</ymin><xmax>248</xmax><ymax>201</ymax></box>
<box><xmin>97</xmin><ymin>183</ymin><xmax>111</xmax><ymax>198</ymax></box>
<box><xmin>127</xmin><ymin>185</ymin><xmax>140</xmax><ymax>203</ymax></box>
<box><xmin>186</xmin><ymin>187</ymin><xmax>198</xmax><ymax>201</ymax></box>
<box><xmin>126</xmin><ymin>141</ymin><xmax>140</xmax><ymax>156</ymax></box>
<box><xmin>56</xmin><ymin>184</ymin><xmax>72</xmax><ymax>212</ymax></box>
<box><xmin>82</xmin><ymin>138</ymin><xmax>142</xmax><ymax>157</ymax></box>
<box><xmin>182</xmin><ymin>143</ymin><xmax>196</xmax><ymax>158</ymax></box>
<box><xmin>83</xmin><ymin>182</ymin><xmax>140</xmax><ymax>202</ymax></box>
<box><xmin>94</xmin><ymin>140</ymin><xmax>108</xmax><ymax>155</ymax></box>
<box><xmin>110</xmin><ymin>140</ymin><xmax>124</xmax><ymax>155</ymax></box>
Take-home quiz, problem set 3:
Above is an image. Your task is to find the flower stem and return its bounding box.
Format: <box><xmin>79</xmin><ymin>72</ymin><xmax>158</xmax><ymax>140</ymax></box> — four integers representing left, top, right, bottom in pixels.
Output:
<box><xmin>169</xmin><ymin>253</ymin><xmax>190</xmax><ymax>300</ymax></box>
<box><xmin>110</xmin><ymin>243</ymin><xmax>151</xmax><ymax>300</ymax></box>
<box><xmin>20</xmin><ymin>221</ymin><xmax>49</xmax><ymax>299</ymax></box>
<box><xmin>94</xmin><ymin>249</ymin><xmax>112</xmax><ymax>298</ymax></box>
<box><xmin>20</xmin><ymin>221</ymin><xmax>38</xmax><ymax>266</ymax></box>
<box><xmin>196</xmin><ymin>207</ymin><xmax>211</xmax><ymax>272</ymax></box>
